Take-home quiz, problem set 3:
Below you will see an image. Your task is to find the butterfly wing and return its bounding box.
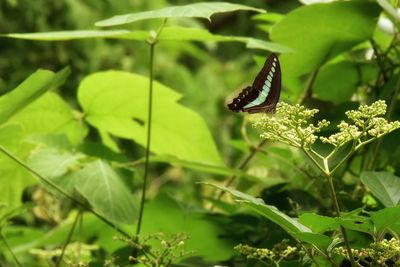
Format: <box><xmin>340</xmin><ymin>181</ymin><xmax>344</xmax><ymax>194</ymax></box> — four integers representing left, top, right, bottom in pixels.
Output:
<box><xmin>227</xmin><ymin>53</ymin><xmax>281</xmax><ymax>114</ymax></box>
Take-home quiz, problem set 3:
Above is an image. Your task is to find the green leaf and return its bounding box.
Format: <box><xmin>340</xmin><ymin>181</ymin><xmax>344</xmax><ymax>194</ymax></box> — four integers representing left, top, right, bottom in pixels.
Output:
<box><xmin>0</xmin><ymin>124</ymin><xmax>34</xmax><ymax>219</ymax></box>
<box><xmin>27</xmin><ymin>148</ymin><xmax>83</xmax><ymax>179</ymax></box>
<box><xmin>314</xmin><ymin>61</ymin><xmax>358</xmax><ymax>103</ymax></box>
<box><xmin>7</xmin><ymin>92</ymin><xmax>87</xmax><ymax>145</ymax></box>
<box><xmin>370</xmin><ymin>206</ymin><xmax>400</xmax><ymax>233</ymax></box>
<box><xmin>78</xmin><ymin>71</ymin><xmax>222</xmax><ymax>165</ymax></box>
<box><xmin>0</xmin><ymin>68</ymin><xmax>70</xmax><ymax>125</ymax></box>
<box><xmin>361</xmin><ymin>171</ymin><xmax>400</xmax><ymax>207</ymax></box>
<box><xmin>245</xmin><ymin>38</ymin><xmax>294</xmax><ymax>53</ymax></box>
<box><xmin>291</xmin><ymin>232</ymin><xmax>332</xmax><ymax>251</ymax></box>
<box><xmin>96</xmin><ymin>2</ymin><xmax>265</xmax><ymax>27</ymax></box>
<box><xmin>140</xmin><ymin>194</ymin><xmax>234</xmax><ymax>261</ymax></box>
<box><xmin>336</xmin><ymin>213</ymin><xmax>374</xmax><ymax>235</ymax></box>
<box><xmin>299</xmin><ymin>213</ymin><xmax>339</xmax><ymax>233</ymax></box>
<box><xmin>205</xmin><ymin>183</ymin><xmax>311</xmax><ymax>234</ymax></box>
<box><xmin>65</xmin><ymin>160</ymin><xmax>136</xmax><ymax>225</ymax></box>
<box><xmin>270</xmin><ymin>1</ymin><xmax>380</xmax><ymax>77</ymax></box>
<box><xmin>3</xmin><ymin>30</ymin><xmax>131</xmax><ymax>41</ymax></box>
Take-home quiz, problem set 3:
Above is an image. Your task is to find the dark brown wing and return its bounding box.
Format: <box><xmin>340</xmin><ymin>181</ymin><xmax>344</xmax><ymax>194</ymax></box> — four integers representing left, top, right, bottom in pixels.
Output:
<box><xmin>227</xmin><ymin>53</ymin><xmax>281</xmax><ymax>113</ymax></box>
<box><xmin>227</xmin><ymin>86</ymin><xmax>258</xmax><ymax>112</ymax></box>
<box><xmin>242</xmin><ymin>53</ymin><xmax>281</xmax><ymax>113</ymax></box>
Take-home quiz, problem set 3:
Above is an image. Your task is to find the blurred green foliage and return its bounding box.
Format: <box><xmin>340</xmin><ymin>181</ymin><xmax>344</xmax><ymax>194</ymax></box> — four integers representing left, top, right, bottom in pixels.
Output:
<box><xmin>0</xmin><ymin>0</ymin><xmax>400</xmax><ymax>266</ymax></box>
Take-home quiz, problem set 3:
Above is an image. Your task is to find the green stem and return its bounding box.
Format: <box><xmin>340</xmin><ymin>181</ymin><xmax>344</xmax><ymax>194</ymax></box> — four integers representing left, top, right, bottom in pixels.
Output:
<box><xmin>55</xmin><ymin>211</ymin><xmax>81</xmax><ymax>267</ymax></box>
<box><xmin>0</xmin><ymin>230</ymin><xmax>22</xmax><ymax>267</ymax></box>
<box><xmin>212</xmin><ymin>139</ymin><xmax>268</xmax><ymax>208</ymax></box>
<box><xmin>302</xmin><ymin>148</ymin><xmax>328</xmax><ymax>176</ymax></box>
<box><xmin>326</xmin><ymin>175</ymin><xmax>356</xmax><ymax>267</ymax></box>
<box><xmin>0</xmin><ymin>145</ymin><xmax>130</xmax><ymax>238</ymax></box>
<box><xmin>136</xmin><ymin>42</ymin><xmax>155</xmax><ymax>236</ymax></box>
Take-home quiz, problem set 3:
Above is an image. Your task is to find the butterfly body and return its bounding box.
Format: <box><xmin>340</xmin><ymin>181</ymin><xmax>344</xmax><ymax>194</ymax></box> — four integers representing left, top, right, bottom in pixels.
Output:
<box><xmin>227</xmin><ymin>53</ymin><xmax>281</xmax><ymax>114</ymax></box>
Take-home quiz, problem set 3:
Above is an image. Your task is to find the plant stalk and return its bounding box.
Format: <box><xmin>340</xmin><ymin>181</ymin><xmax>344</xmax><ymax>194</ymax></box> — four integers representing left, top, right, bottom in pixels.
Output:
<box><xmin>55</xmin><ymin>211</ymin><xmax>81</xmax><ymax>267</ymax></box>
<box><xmin>327</xmin><ymin>175</ymin><xmax>356</xmax><ymax>267</ymax></box>
<box><xmin>136</xmin><ymin>42</ymin><xmax>155</xmax><ymax>236</ymax></box>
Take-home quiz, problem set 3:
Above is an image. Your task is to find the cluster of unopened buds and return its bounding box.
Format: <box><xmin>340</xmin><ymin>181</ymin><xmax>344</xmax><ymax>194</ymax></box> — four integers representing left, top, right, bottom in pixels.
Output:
<box><xmin>254</xmin><ymin>100</ymin><xmax>400</xmax><ymax>150</ymax></box>
<box><xmin>334</xmin><ymin>238</ymin><xmax>400</xmax><ymax>266</ymax></box>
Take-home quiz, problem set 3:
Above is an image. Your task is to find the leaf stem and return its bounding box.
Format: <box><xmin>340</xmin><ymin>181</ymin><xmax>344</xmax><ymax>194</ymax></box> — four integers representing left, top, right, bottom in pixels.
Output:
<box><xmin>326</xmin><ymin>175</ymin><xmax>356</xmax><ymax>267</ymax></box>
<box><xmin>55</xmin><ymin>211</ymin><xmax>81</xmax><ymax>267</ymax></box>
<box><xmin>0</xmin><ymin>229</ymin><xmax>22</xmax><ymax>267</ymax></box>
<box><xmin>0</xmin><ymin>144</ymin><xmax>130</xmax><ymax>238</ymax></box>
<box><xmin>212</xmin><ymin>139</ymin><xmax>268</xmax><ymax>207</ymax></box>
<box><xmin>136</xmin><ymin>42</ymin><xmax>155</xmax><ymax>236</ymax></box>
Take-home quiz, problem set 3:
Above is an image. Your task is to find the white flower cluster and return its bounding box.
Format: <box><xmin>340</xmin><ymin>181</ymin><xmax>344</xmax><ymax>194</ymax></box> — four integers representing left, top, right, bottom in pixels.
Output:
<box><xmin>320</xmin><ymin>100</ymin><xmax>400</xmax><ymax>147</ymax></box>
<box><xmin>254</xmin><ymin>102</ymin><xmax>329</xmax><ymax>148</ymax></box>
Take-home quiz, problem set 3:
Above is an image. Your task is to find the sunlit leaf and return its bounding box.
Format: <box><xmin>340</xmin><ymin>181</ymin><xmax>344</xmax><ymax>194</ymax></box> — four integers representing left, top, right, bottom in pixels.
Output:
<box><xmin>361</xmin><ymin>171</ymin><xmax>400</xmax><ymax>207</ymax></box>
<box><xmin>8</xmin><ymin>92</ymin><xmax>87</xmax><ymax>145</ymax></box>
<box><xmin>0</xmin><ymin>68</ymin><xmax>70</xmax><ymax>125</ymax></box>
<box><xmin>271</xmin><ymin>1</ymin><xmax>380</xmax><ymax>78</ymax></box>
<box><xmin>78</xmin><ymin>71</ymin><xmax>222</xmax><ymax>165</ymax></box>
<box><xmin>96</xmin><ymin>2</ymin><xmax>265</xmax><ymax>27</ymax></box>
<box><xmin>28</xmin><ymin>148</ymin><xmax>83</xmax><ymax>179</ymax></box>
<box><xmin>3</xmin><ymin>30</ymin><xmax>131</xmax><ymax>41</ymax></box>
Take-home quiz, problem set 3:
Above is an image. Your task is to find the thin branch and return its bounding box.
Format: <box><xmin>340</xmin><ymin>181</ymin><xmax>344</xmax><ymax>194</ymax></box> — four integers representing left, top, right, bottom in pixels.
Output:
<box><xmin>212</xmin><ymin>139</ymin><xmax>268</xmax><ymax>206</ymax></box>
<box><xmin>136</xmin><ymin>18</ymin><xmax>168</xmax><ymax>236</ymax></box>
<box><xmin>136</xmin><ymin>42</ymin><xmax>155</xmax><ymax>236</ymax></box>
<box><xmin>55</xmin><ymin>211</ymin><xmax>81</xmax><ymax>267</ymax></box>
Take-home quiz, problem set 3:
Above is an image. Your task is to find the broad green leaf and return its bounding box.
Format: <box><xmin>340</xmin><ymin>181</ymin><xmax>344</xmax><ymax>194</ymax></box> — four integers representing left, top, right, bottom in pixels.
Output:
<box><xmin>314</xmin><ymin>61</ymin><xmax>358</xmax><ymax>103</ymax></box>
<box><xmin>96</xmin><ymin>2</ymin><xmax>265</xmax><ymax>27</ymax></box>
<box><xmin>0</xmin><ymin>124</ymin><xmax>34</xmax><ymax>219</ymax></box>
<box><xmin>7</xmin><ymin>92</ymin><xmax>87</xmax><ymax>145</ymax></box>
<box><xmin>299</xmin><ymin>213</ymin><xmax>339</xmax><ymax>233</ymax></box>
<box><xmin>291</xmin><ymin>232</ymin><xmax>332</xmax><ymax>251</ymax></box>
<box><xmin>270</xmin><ymin>1</ymin><xmax>380</xmax><ymax>78</ymax></box>
<box><xmin>78</xmin><ymin>71</ymin><xmax>222</xmax><ymax>165</ymax></box>
<box><xmin>65</xmin><ymin>160</ymin><xmax>136</xmax><ymax>225</ymax></box>
<box><xmin>361</xmin><ymin>171</ymin><xmax>400</xmax><ymax>207</ymax></box>
<box><xmin>336</xmin><ymin>213</ymin><xmax>374</xmax><ymax>235</ymax></box>
<box><xmin>3</xmin><ymin>30</ymin><xmax>131</xmax><ymax>41</ymax></box>
<box><xmin>139</xmin><ymin>194</ymin><xmax>235</xmax><ymax>261</ymax></box>
<box><xmin>27</xmin><ymin>148</ymin><xmax>83</xmax><ymax>179</ymax></box>
<box><xmin>205</xmin><ymin>183</ymin><xmax>311</xmax><ymax>234</ymax></box>
<box><xmin>370</xmin><ymin>206</ymin><xmax>400</xmax><ymax>233</ymax></box>
<box><xmin>0</xmin><ymin>68</ymin><xmax>70</xmax><ymax>125</ymax></box>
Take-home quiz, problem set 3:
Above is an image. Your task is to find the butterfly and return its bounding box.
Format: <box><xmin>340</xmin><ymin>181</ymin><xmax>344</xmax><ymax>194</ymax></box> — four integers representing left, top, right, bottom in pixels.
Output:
<box><xmin>227</xmin><ymin>53</ymin><xmax>281</xmax><ymax>114</ymax></box>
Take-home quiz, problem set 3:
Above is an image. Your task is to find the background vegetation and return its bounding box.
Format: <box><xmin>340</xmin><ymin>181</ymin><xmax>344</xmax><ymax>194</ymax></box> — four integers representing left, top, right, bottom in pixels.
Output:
<box><xmin>0</xmin><ymin>0</ymin><xmax>399</xmax><ymax>266</ymax></box>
